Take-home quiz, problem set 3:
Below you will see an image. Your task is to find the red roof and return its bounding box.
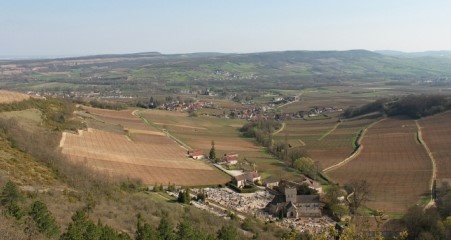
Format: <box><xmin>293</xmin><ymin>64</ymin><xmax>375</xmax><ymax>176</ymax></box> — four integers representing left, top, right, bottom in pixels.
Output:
<box><xmin>188</xmin><ymin>149</ymin><xmax>203</xmax><ymax>156</ymax></box>
<box><xmin>223</xmin><ymin>155</ymin><xmax>238</xmax><ymax>162</ymax></box>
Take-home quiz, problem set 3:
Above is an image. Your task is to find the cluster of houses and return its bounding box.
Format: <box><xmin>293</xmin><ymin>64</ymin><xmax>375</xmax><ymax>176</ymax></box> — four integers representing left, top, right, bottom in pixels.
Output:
<box><xmin>187</xmin><ymin>150</ymin><xmax>240</xmax><ymax>166</ymax></box>
<box><xmin>272</xmin><ymin>95</ymin><xmax>299</xmax><ymax>104</ymax></box>
<box><xmin>160</xmin><ymin>100</ymin><xmax>215</xmax><ymax>112</ymax></box>
<box><xmin>300</xmin><ymin>106</ymin><xmax>343</xmax><ymax>118</ymax></box>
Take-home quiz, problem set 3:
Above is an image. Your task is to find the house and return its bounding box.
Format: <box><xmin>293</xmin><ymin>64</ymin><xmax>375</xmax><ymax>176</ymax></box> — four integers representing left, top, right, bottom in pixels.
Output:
<box><xmin>263</xmin><ymin>176</ymin><xmax>280</xmax><ymax>189</ymax></box>
<box><xmin>232</xmin><ymin>171</ymin><xmax>261</xmax><ymax>188</ymax></box>
<box><xmin>265</xmin><ymin>180</ymin><xmax>321</xmax><ymax>218</ymax></box>
<box><xmin>273</xmin><ymin>96</ymin><xmax>284</xmax><ymax>103</ymax></box>
<box><xmin>187</xmin><ymin>149</ymin><xmax>204</xmax><ymax>160</ymax></box>
<box><xmin>233</xmin><ymin>174</ymin><xmax>246</xmax><ymax>188</ymax></box>
<box><xmin>221</xmin><ymin>153</ymin><xmax>239</xmax><ymax>165</ymax></box>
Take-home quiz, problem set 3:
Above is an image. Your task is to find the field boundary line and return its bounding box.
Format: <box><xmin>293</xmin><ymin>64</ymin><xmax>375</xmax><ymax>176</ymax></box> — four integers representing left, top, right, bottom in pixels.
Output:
<box><xmin>272</xmin><ymin>122</ymin><xmax>286</xmax><ymax>135</ymax></box>
<box><xmin>134</xmin><ymin>110</ymin><xmax>192</xmax><ymax>150</ymax></box>
<box><xmin>323</xmin><ymin>118</ymin><xmax>385</xmax><ymax>173</ymax></box>
<box><xmin>415</xmin><ymin>120</ymin><xmax>436</xmax><ymax>206</ymax></box>
<box><xmin>318</xmin><ymin>122</ymin><xmax>341</xmax><ymax>141</ymax></box>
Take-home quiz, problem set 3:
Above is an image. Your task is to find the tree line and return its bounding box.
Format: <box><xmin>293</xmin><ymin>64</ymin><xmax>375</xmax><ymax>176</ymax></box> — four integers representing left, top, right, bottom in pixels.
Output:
<box><xmin>342</xmin><ymin>94</ymin><xmax>450</xmax><ymax>119</ymax></box>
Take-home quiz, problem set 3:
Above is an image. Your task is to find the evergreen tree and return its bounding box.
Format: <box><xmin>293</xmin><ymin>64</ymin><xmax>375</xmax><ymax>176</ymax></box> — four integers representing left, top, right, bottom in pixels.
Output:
<box><xmin>61</xmin><ymin>210</ymin><xmax>130</xmax><ymax>240</ymax></box>
<box><xmin>136</xmin><ymin>213</ymin><xmax>158</xmax><ymax>240</ymax></box>
<box><xmin>0</xmin><ymin>180</ymin><xmax>22</xmax><ymax>206</ymax></box>
<box><xmin>29</xmin><ymin>200</ymin><xmax>60</xmax><ymax>237</ymax></box>
<box><xmin>158</xmin><ymin>214</ymin><xmax>175</xmax><ymax>240</ymax></box>
<box><xmin>177</xmin><ymin>191</ymin><xmax>186</xmax><ymax>204</ymax></box>
<box><xmin>176</xmin><ymin>218</ymin><xmax>194</xmax><ymax>240</ymax></box>
<box><xmin>209</xmin><ymin>140</ymin><xmax>216</xmax><ymax>160</ymax></box>
<box><xmin>0</xmin><ymin>181</ymin><xmax>24</xmax><ymax>219</ymax></box>
<box><xmin>177</xmin><ymin>189</ymin><xmax>191</xmax><ymax>204</ymax></box>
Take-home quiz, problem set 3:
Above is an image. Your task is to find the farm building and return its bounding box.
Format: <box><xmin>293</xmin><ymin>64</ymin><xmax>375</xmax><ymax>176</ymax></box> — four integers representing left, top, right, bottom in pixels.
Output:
<box><xmin>265</xmin><ymin>180</ymin><xmax>321</xmax><ymax>218</ymax></box>
<box><xmin>221</xmin><ymin>152</ymin><xmax>239</xmax><ymax>165</ymax></box>
<box><xmin>232</xmin><ymin>170</ymin><xmax>261</xmax><ymax>188</ymax></box>
<box><xmin>187</xmin><ymin>149</ymin><xmax>204</xmax><ymax>160</ymax></box>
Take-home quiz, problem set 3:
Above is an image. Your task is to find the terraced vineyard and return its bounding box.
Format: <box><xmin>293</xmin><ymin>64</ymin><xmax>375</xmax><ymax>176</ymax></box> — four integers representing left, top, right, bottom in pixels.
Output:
<box><xmin>60</xmin><ymin>107</ymin><xmax>229</xmax><ymax>186</ymax></box>
<box><xmin>327</xmin><ymin>118</ymin><xmax>432</xmax><ymax>213</ymax></box>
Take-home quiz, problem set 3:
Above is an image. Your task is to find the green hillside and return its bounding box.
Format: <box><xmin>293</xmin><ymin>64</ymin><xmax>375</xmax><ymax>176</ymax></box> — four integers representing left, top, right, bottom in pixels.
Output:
<box><xmin>2</xmin><ymin>50</ymin><xmax>451</xmax><ymax>95</ymax></box>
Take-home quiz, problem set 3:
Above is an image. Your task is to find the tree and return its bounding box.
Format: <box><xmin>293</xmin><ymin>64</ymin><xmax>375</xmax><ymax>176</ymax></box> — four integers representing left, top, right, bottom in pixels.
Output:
<box><xmin>288</xmin><ymin>147</ymin><xmax>309</xmax><ymax>167</ymax></box>
<box><xmin>177</xmin><ymin>188</ymin><xmax>191</xmax><ymax>204</ymax></box>
<box><xmin>0</xmin><ymin>180</ymin><xmax>22</xmax><ymax>206</ymax></box>
<box><xmin>136</xmin><ymin>213</ymin><xmax>158</xmax><ymax>240</ymax></box>
<box><xmin>1</xmin><ymin>180</ymin><xmax>24</xmax><ymax>220</ymax></box>
<box><xmin>209</xmin><ymin>140</ymin><xmax>216</xmax><ymax>160</ymax></box>
<box><xmin>61</xmin><ymin>210</ymin><xmax>130</xmax><ymax>240</ymax></box>
<box><xmin>345</xmin><ymin>180</ymin><xmax>370</xmax><ymax>215</ymax></box>
<box><xmin>217</xmin><ymin>225</ymin><xmax>238</xmax><ymax>240</ymax></box>
<box><xmin>176</xmin><ymin>218</ymin><xmax>194</xmax><ymax>240</ymax></box>
<box><xmin>196</xmin><ymin>191</ymin><xmax>206</xmax><ymax>202</ymax></box>
<box><xmin>29</xmin><ymin>200</ymin><xmax>60</xmax><ymax>237</ymax></box>
<box><xmin>158</xmin><ymin>214</ymin><xmax>175</xmax><ymax>240</ymax></box>
<box><xmin>324</xmin><ymin>184</ymin><xmax>349</xmax><ymax>219</ymax></box>
<box><xmin>293</xmin><ymin>157</ymin><xmax>314</xmax><ymax>173</ymax></box>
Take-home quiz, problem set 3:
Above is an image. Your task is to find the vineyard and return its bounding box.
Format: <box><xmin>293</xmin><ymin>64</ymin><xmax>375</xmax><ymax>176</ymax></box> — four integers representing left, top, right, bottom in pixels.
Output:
<box><xmin>327</xmin><ymin>118</ymin><xmax>432</xmax><ymax>213</ymax></box>
<box><xmin>419</xmin><ymin>111</ymin><xmax>451</xmax><ymax>179</ymax></box>
<box><xmin>61</xmin><ymin>107</ymin><xmax>229</xmax><ymax>186</ymax></box>
<box><xmin>273</xmin><ymin>117</ymin><xmax>375</xmax><ymax>170</ymax></box>
<box><xmin>139</xmin><ymin>110</ymin><xmax>300</xmax><ymax>180</ymax></box>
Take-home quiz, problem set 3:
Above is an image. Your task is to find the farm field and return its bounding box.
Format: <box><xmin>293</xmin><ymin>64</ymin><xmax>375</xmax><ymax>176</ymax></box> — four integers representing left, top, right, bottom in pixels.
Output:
<box><xmin>139</xmin><ymin>109</ymin><xmax>301</xmax><ymax>180</ymax></box>
<box><xmin>61</xmin><ymin>107</ymin><xmax>229</xmax><ymax>186</ymax></box>
<box><xmin>418</xmin><ymin>111</ymin><xmax>451</xmax><ymax>179</ymax></box>
<box><xmin>0</xmin><ymin>90</ymin><xmax>29</xmax><ymax>103</ymax></box>
<box><xmin>327</xmin><ymin>118</ymin><xmax>432</xmax><ymax>214</ymax></box>
<box><xmin>273</xmin><ymin>117</ymin><xmax>375</xmax><ymax>169</ymax></box>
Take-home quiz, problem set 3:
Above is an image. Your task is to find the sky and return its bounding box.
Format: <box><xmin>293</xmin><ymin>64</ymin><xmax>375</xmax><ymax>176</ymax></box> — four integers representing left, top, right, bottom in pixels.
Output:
<box><xmin>1</xmin><ymin>0</ymin><xmax>451</xmax><ymax>57</ymax></box>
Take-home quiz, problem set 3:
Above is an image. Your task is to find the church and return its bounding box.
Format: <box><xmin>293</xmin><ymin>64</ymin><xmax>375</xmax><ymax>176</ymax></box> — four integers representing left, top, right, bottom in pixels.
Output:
<box><xmin>265</xmin><ymin>180</ymin><xmax>321</xmax><ymax>218</ymax></box>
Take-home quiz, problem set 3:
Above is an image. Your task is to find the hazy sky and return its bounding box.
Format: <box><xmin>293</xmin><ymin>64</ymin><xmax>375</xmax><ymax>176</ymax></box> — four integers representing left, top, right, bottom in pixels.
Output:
<box><xmin>1</xmin><ymin>0</ymin><xmax>451</xmax><ymax>57</ymax></box>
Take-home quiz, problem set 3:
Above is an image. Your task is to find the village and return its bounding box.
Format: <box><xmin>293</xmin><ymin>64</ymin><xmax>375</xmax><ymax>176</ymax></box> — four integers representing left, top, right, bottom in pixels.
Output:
<box><xmin>169</xmin><ymin>150</ymin><xmax>337</xmax><ymax>234</ymax></box>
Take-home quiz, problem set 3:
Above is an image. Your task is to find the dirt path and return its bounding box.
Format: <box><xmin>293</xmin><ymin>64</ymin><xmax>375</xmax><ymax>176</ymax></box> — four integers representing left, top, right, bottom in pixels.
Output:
<box><xmin>318</xmin><ymin>122</ymin><xmax>341</xmax><ymax>141</ymax></box>
<box><xmin>415</xmin><ymin>120</ymin><xmax>437</xmax><ymax>206</ymax></box>
<box><xmin>134</xmin><ymin>110</ymin><xmax>192</xmax><ymax>150</ymax></box>
<box><xmin>323</xmin><ymin>118</ymin><xmax>384</xmax><ymax>173</ymax></box>
<box><xmin>272</xmin><ymin>122</ymin><xmax>286</xmax><ymax>135</ymax></box>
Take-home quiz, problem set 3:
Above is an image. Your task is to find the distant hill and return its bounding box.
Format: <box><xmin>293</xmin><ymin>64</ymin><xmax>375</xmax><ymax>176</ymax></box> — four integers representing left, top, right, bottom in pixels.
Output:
<box><xmin>375</xmin><ymin>50</ymin><xmax>451</xmax><ymax>58</ymax></box>
<box><xmin>2</xmin><ymin>49</ymin><xmax>451</xmax><ymax>92</ymax></box>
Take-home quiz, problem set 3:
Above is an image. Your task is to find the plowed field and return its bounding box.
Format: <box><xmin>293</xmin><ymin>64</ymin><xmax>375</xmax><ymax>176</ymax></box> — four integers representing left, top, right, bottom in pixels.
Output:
<box><xmin>419</xmin><ymin>111</ymin><xmax>451</xmax><ymax>179</ymax></box>
<box><xmin>327</xmin><ymin>118</ymin><xmax>432</xmax><ymax>213</ymax></box>
<box><xmin>274</xmin><ymin>117</ymin><xmax>375</xmax><ymax>169</ymax></box>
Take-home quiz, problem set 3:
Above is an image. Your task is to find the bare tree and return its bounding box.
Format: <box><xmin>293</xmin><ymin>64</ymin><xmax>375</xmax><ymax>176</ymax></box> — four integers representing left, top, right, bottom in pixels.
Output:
<box><xmin>345</xmin><ymin>179</ymin><xmax>370</xmax><ymax>215</ymax></box>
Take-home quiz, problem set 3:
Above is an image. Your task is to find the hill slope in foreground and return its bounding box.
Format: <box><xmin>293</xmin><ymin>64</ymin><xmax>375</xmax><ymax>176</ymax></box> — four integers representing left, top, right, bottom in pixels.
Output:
<box><xmin>61</xmin><ymin>107</ymin><xmax>229</xmax><ymax>186</ymax></box>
